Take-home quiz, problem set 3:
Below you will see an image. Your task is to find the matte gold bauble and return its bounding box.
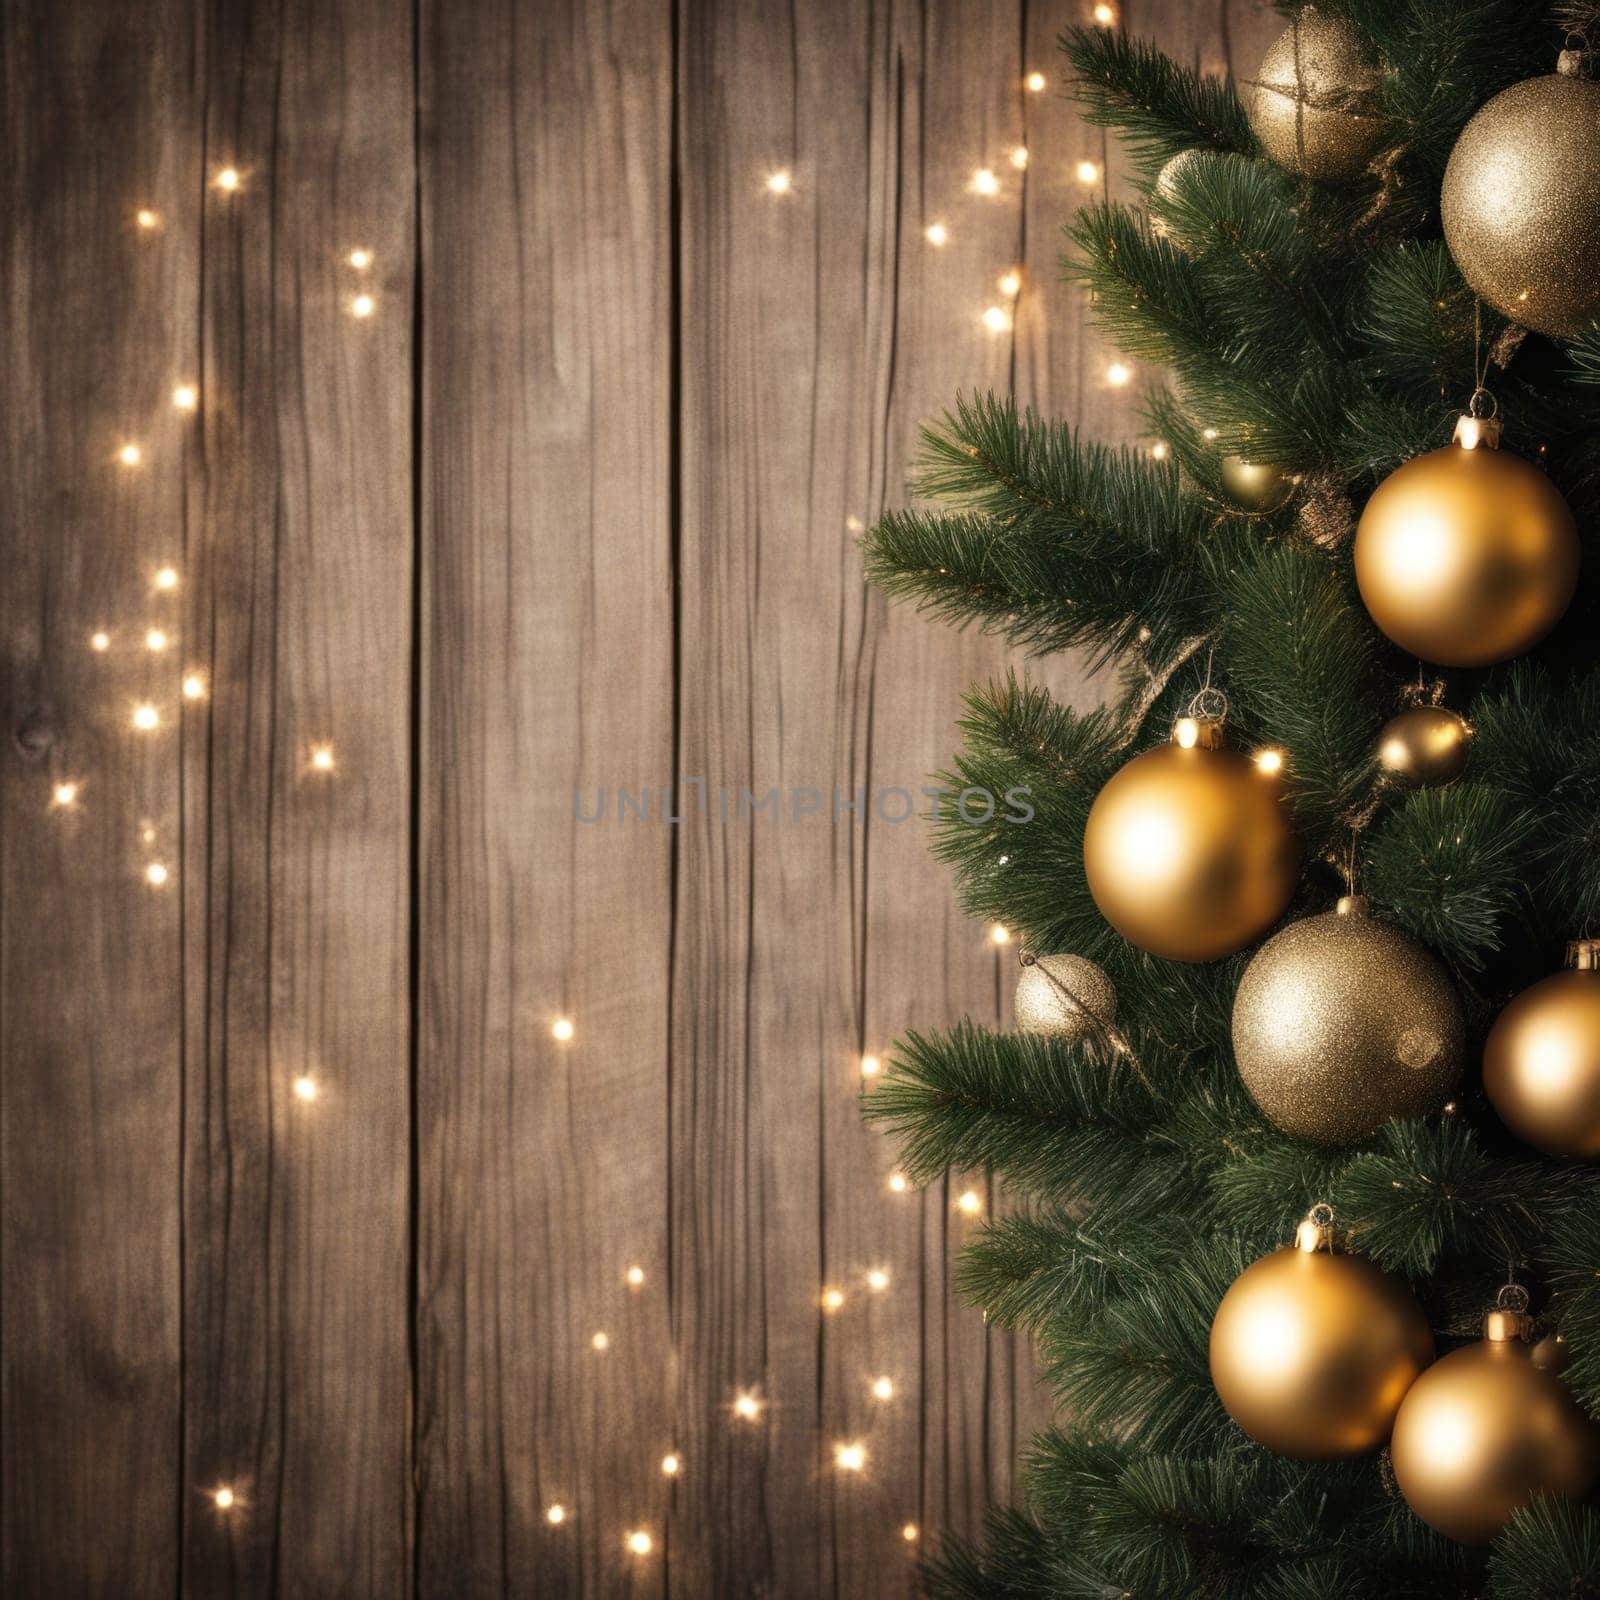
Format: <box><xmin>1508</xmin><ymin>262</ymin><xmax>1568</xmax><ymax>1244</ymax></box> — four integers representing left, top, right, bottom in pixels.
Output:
<box><xmin>1247</xmin><ymin>8</ymin><xmax>1383</xmax><ymax>181</ymax></box>
<box><xmin>1083</xmin><ymin>716</ymin><xmax>1297</xmax><ymax>963</ymax></box>
<box><xmin>1376</xmin><ymin>706</ymin><xmax>1471</xmax><ymax>786</ymax></box>
<box><xmin>1484</xmin><ymin>941</ymin><xmax>1600</xmax><ymax>1159</ymax></box>
<box><xmin>1441</xmin><ymin>56</ymin><xmax>1600</xmax><ymax>339</ymax></box>
<box><xmin>1354</xmin><ymin>418</ymin><xmax>1579</xmax><ymax>667</ymax></box>
<box><xmin>1014</xmin><ymin>954</ymin><xmax>1116</xmax><ymax>1042</ymax></box>
<box><xmin>1210</xmin><ymin>1210</ymin><xmax>1434</xmax><ymax>1459</ymax></box>
<box><xmin>1232</xmin><ymin>896</ymin><xmax>1464</xmax><ymax>1144</ymax></box>
<box><xmin>1220</xmin><ymin>455</ymin><xmax>1294</xmax><ymax>512</ymax></box>
<box><xmin>1391</xmin><ymin>1303</ymin><xmax>1600</xmax><ymax>1544</ymax></box>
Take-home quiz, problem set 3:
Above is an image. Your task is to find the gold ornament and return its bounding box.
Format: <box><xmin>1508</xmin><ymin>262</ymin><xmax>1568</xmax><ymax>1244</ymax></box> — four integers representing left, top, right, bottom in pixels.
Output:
<box><xmin>1247</xmin><ymin>9</ymin><xmax>1383</xmax><ymax>181</ymax></box>
<box><xmin>1391</xmin><ymin>1291</ymin><xmax>1600</xmax><ymax>1544</ymax></box>
<box><xmin>1014</xmin><ymin>953</ymin><xmax>1116</xmax><ymax>1043</ymax></box>
<box><xmin>1484</xmin><ymin>940</ymin><xmax>1600</xmax><ymax>1159</ymax></box>
<box><xmin>1354</xmin><ymin>415</ymin><xmax>1579</xmax><ymax>667</ymax></box>
<box><xmin>1376</xmin><ymin>706</ymin><xmax>1471</xmax><ymax>786</ymax></box>
<box><xmin>1220</xmin><ymin>455</ymin><xmax>1294</xmax><ymax>512</ymax></box>
<box><xmin>1232</xmin><ymin>896</ymin><xmax>1464</xmax><ymax>1144</ymax></box>
<box><xmin>1441</xmin><ymin>53</ymin><xmax>1600</xmax><ymax>339</ymax></box>
<box><xmin>1083</xmin><ymin>714</ymin><xmax>1297</xmax><ymax>963</ymax></box>
<box><xmin>1210</xmin><ymin>1207</ymin><xmax>1434</xmax><ymax>1459</ymax></box>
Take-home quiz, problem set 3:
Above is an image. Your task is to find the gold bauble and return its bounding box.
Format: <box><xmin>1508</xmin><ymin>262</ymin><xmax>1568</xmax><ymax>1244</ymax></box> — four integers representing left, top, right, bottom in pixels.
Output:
<box><xmin>1354</xmin><ymin>423</ymin><xmax>1579</xmax><ymax>667</ymax></box>
<box><xmin>1441</xmin><ymin>62</ymin><xmax>1600</xmax><ymax>339</ymax></box>
<box><xmin>1391</xmin><ymin>1308</ymin><xmax>1600</xmax><ymax>1544</ymax></box>
<box><xmin>1484</xmin><ymin>943</ymin><xmax>1600</xmax><ymax>1159</ymax></box>
<box><xmin>1014</xmin><ymin>954</ymin><xmax>1116</xmax><ymax>1042</ymax></box>
<box><xmin>1231</xmin><ymin>896</ymin><xmax>1463</xmax><ymax>1144</ymax></box>
<box><xmin>1376</xmin><ymin>706</ymin><xmax>1471</xmax><ymax>786</ymax></box>
<box><xmin>1220</xmin><ymin>455</ymin><xmax>1294</xmax><ymax>512</ymax></box>
<box><xmin>1247</xmin><ymin>9</ymin><xmax>1383</xmax><ymax>181</ymax></box>
<box><xmin>1082</xmin><ymin>716</ymin><xmax>1297</xmax><ymax>963</ymax></box>
<box><xmin>1210</xmin><ymin>1215</ymin><xmax>1434</xmax><ymax>1459</ymax></box>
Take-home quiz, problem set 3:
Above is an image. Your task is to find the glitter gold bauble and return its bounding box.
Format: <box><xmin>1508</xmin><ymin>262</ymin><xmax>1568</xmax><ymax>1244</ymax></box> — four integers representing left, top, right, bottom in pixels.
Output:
<box><xmin>1441</xmin><ymin>56</ymin><xmax>1600</xmax><ymax>339</ymax></box>
<box><xmin>1354</xmin><ymin>417</ymin><xmax>1579</xmax><ymax>667</ymax></box>
<box><xmin>1014</xmin><ymin>954</ymin><xmax>1116</xmax><ymax>1042</ymax></box>
<box><xmin>1483</xmin><ymin>940</ymin><xmax>1600</xmax><ymax>1159</ymax></box>
<box><xmin>1220</xmin><ymin>455</ymin><xmax>1294</xmax><ymax>512</ymax></box>
<box><xmin>1391</xmin><ymin>1300</ymin><xmax>1600</xmax><ymax>1544</ymax></box>
<box><xmin>1247</xmin><ymin>9</ymin><xmax>1383</xmax><ymax>181</ymax></box>
<box><xmin>1231</xmin><ymin>896</ymin><xmax>1464</xmax><ymax>1144</ymax></box>
<box><xmin>1082</xmin><ymin>715</ymin><xmax>1297</xmax><ymax>963</ymax></box>
<box><xmin>1210</xmin><ymin>1210</ymin><xmax>1434</xmax><ymax>1459</ymax></box>
<box><xmin>1376</xmin><ymin>706</ymin><xmax>1471</xmax><ymax>786</ymax></box>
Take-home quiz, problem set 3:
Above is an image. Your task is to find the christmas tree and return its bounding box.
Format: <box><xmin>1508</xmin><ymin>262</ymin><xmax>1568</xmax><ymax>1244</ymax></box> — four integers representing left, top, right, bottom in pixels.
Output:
<box><xmin>863</xmin><ymin>4</ymin><xmax>1600</xmax><ymax>1594</ymax></box>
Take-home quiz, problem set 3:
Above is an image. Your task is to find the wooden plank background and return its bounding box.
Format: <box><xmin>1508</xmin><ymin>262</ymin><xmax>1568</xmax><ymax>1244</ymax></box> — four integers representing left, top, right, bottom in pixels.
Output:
<box><xmin>0</xmin><ymin>1</ymin><xmax>1280</xmax><ymax>1593</ymax></box>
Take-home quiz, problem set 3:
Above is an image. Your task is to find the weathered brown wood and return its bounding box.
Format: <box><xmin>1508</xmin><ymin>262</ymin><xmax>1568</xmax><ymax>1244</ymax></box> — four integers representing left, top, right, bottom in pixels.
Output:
<box><xmin>179</xmin><ymin>1</ymin><xmax>415</xmax><ymax>1592</ymax></box>
<box><xmin>0</xmin><ymin>3</ymin><xmax>195</xmax><ymax>1591</ymax></box>
<box><xmin>414</xmin><ymin>0</ymin><xmax>675</xmax><ymax>1594</ymax></box>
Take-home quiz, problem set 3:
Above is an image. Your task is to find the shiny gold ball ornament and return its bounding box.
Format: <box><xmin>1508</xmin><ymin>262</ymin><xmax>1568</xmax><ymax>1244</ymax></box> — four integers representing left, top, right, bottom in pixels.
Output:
<box><xmin>1210</xmin><ymin>1207</ymin><xmax>1435</xmax><ymax>1459</ymax></box>
<box><xmin>1247</xmin><ymin>8</ymin><xmax>1384</xmax><ymax>181</ymax></box>
<box><xmin>1441</xmin><ymin>53</ymin><xmax>1600</xmax><ymax>339</ymax></box>
<box><xmin>1376</xmin><ymin>706</ymin><xmax>1472</xmax><ymax>787</ymax></box>
<box><xmin>1082</xmin><ymin>714</ymin><xmax>1297</xmax><ymax>963</ymax></box>
<box><xmin>1484</xmin><ymin>940</ymin><xmax>1600</xmax><ymax>1159</ymax></box>
<box><xmin>1014</xmin><ymin>953</ymin><xmax>1116</xmax><ymax>1043</ymax></box>
<box><xmin>1391</xmin><ymin>1292</ymin><xmax>1600</xmax><ymax>1544</ymax></box>
<box><xmin>1354</xmin><ymin>415</ymin><xmax>1579</xmax><ymax>667</ymax></box>
<box><xmin>1232</xmin><ymin>896</ymin><xmax>1464</xmax><ymax>1144</ymax></box>
<box><xmin>1220</xmin><ymin>455</ymin><xmax>1294</xmax><ymax>512</ymax></box>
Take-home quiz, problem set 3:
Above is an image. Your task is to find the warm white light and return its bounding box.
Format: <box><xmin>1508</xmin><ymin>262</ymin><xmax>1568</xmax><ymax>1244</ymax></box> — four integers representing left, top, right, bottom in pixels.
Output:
<box><xmin>1076</xmin><ymin>159</ymin><xmax>1101</xmax><ymax>185</ymax></box>
<box><xmin>821</xmin><ymin>1287</ymin><xmax>845</xmax><ymax>1312</ymax></box>
<box><xmin>834</xmin><ymin>1443</ymin><xmax>866</xmax><ymax>1473</ymax></box>
<box><xmin>845</xmin><ymin>514</ymin><xmax>864</xmax><ymax>533</ymax></box>
<box><xmin>1106</xmin><ymin>362</ymin><xmax>1132</xmax><ymax>386</ymax></box>
<box><xmin>137</xmin><ymin>209</ymin><xmax>160</xmax><ymax>230</ymax></box>
<box><xmin>887</xmin><ymin>1171</ymin><xmax>909</xmax><ymax>1193</ymax></box>
<box><xmin>552</xmin><ymin>1017</ymin><xmax>574</xmax><ymax>1042</ymax></box>
<box><xmin>998</xmin><ymin>271</ymin><xmax>1022</xmax><ymax>297</ymax></box>
<box><xmin>1009</xmin><ymin>146</ymin><xmax>1029</xmax><ymax>170</ymax></box>
<box><xmin>867</xmin><ymin>1268</ymin><xmax>890</xmax><ymax>1292</ymax></box>
<box><xmin>146</xmin><ymin>862</ymin><xmax>170</xmax><ymax>887</ymax></box>
<box><xmin>1254</xmin><ymin>748</ymin><xmax>1284</xmax><ymax>775</ymax></box>
<box><xmin>1150</xmin><ymin>442</ymin><xmax>1168</xmax><ymax>460</ymax></box>
<box><xmin>173</xmin><ymin>384</ymin><xmax>198</xmax><ymax>411</ymax></box>
<box><xmin>732</xmin><ymin>1391</ymin><xmax>763</xmax><ymax>1420</ymax></box>
<box><xmin>765</xmin><ymin>169</ymin><xmax>793</xmax><ymax>195</ymax></box>
<box><xmin>349</xmin><ymin>248</ymin><xmax>372</xmax><ymax>269</ymax></box>
<box><xmin>1025</xmin><ymin>72</ymin><xmax>1047</xmax><ymax>92</ymax></box>
<box><xmin>660</xmin><ymin>1453</ymin><xmax>680</xmax><ymax>1476</ymax></box>
<box><xmin>52</xmin><ymin>782</ymin><xmax>79</xmax><ymax>808</ymax></box>
<box><xmin>971</xmin><ymin>168</ymin><xmax>999</xmax><ymax>196</ymax></box>
<box><xmin>146</xmin><ymin>629</ymin><xmax>169</xmax><ymax>652</ymax></box>
<box><xmin>545</xmin><ymin>1504</ymin><xmax>567</xmax><ymax>1525</ymax></box>
<box><xmin>310</xmin><ymin>744</ymin><xmax>335</xmax><ymax>771</ymax></box>
<box><xmin>1093</xmin><ymin>2</ymin><xmax>1116</xmax><ymax>22</ymax></box>
<box><xmin>91</xmin><ymin>630</ymin><xmax>111</xmax><ymax>651</ymax></box>
<box><xmin>1202</xmin><ymin>426</ymin><xmax>1219</xmax><ymax>441</ymax></box>
<box><xmin>989</xmin><ymin>923</ymin><xmax>1011</xmax><ymax>945</ymax></box>
<box><xmin>155</xmin><ymin>566</ymin><xmax>179</xmax><ymax>591</ymax></box>
<box><xmin>902</xmin><ymin>1523</ymin><xmax>920</xmax><ymax>1542</ymax></box>
<box><xmin>872</xmin><ymin>1376</ymin><xmax>894</xmax><ymax>1400</ymax></box>
<box><xmin>293</xmin><ymin>1075</ymin><xmax>318</xmax><ymax>1102</ymax></box>
<box><xmin>133</xmin><ymin>703</ymin><xmax>160</xmax><ymax>731</ymax></box>
<box><xmin>214</xmin><ymin>168</ymin><xmax>241</xmax><ymax>192</ymax></box>
<box><xmin>860</xmin><ymin>1054</ymin><xmax>881</xmax><ymax>1078</ymax></box>
<box><xmin>213</xmin><ymin>1487</ymin><xmax>235</xmax><ymax>1509</ymax></box>
<box><xmin>350</xmin><ymin>293</ymin><xmax>375</xmax><ymax>318</ymax></box>
<box><xmin>626</xmin><ymin>1265</ymin><xmax>645</xmax><ymax>1287</ymax></box>
<box><xmin>626</xmin><ymin>1530</ymin><xmax>653</xmax><ymax>1556</ymax></box>
<box><xmin>183</xmin><ymin>673</ymin><xmax>207</xmax><ymax>700</ymax></box>
<box><xmin>592</xmin><ymin>1331</ymin><xmax>610</xmax><ymax>1351</ymax></box>
<box><xmin>982</xmin><ymin>305</ymin><xmax>1011</xmax><ymax>333</ymax></box>
<box><xmin>118</xmin><ymin>443</ymin><xmax>142</xmax><ymax>467</ymax></box>
<box><xmin>956</xmin><ymin>1188</ymin><xmax>982</xmax><ymax>1215</ymax></box>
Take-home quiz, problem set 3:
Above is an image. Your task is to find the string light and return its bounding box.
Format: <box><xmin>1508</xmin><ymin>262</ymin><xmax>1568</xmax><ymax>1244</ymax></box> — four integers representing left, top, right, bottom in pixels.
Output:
<box><xmin>998</xmin><ymin>270</ymin><xmax>1022</xmax><ymax>297</ymax></box>
<box><xmin>871</xmin><ymin>1376</ymin><xmax>894</xmax><ymax>1400</ymax></box>
<box><xmin>293</xmin><ymin>1075</ymin><xmax>318</xmax><ymax>1102</ymax></box>
<box><xmin>834</xmin><ymin>1443</ymin><xmax>866</xmax><ymax>1473</ymax></box>
<box><xmin>902</xmin><ymin>1523</ymin><xmax>920</xmax><ymax>1543</ymax></box>
<box><xmin>154</xmin><ymin>566</ymin><xmax>179</xmax><ymax>591</ymax></box>
<box><xmin>91</xmin><ymin>630</ymin><xmax>111</xmax><ymax>651</ymax></box>
<box><xmin>552</xmin><ymin>1017</ymin><xmax>574</xmax><ymax>1042</ymax></box>
<box><xmin>624</xmin><ymin>1265</ymin><xmax>646</xmax><ymax>1289</ymax></box>
<box><xmin>845</xmin><ymin>514</ymin><xmax>864</xmax><ymax>533</ymax></box>
<box><xmin>212</xmin><ymin>1487</ymin><xmax>236</xmax><ymax>1510</ymax></box>
<box><xmin>146</xmin><ymin>629</ymin><xmax>169</xmax><ymax>652</ymax></box>
<box><xmin>990</xmin><ymin>923</ymin><xmax>1011</xmax><ymax>945</ymax></box>
<box><xmin>625</xmin><ymin>1530</ymin><xmax>653</xmax><ymax>1556</ymax></box>
<box><xmin>887</xmin><ymin>1171</ymin><xmax>909</xmax><ymax>1193</ymax></box>
<box><xmin>1202</xmin><ymin>426</ymin><xmax>1219</xmax><ymax>441</ymax></box>
<box><xmin>660</xmin><ymin>1453</ymin><xmax>680</xmax><ymax>1476</ymax></box>
<box><xmin>348</xmin><ymin>248</ymin><xmax>372</xmax><ymax>269</ymax></box>
<box><xmin>350</xmin><ymin>293</ymin><xmax>375</xmax><ymax>318</ymax></box>
<box><xmin>956</xmin><ymin>1188</ymin><xmax>982</xmax><ymax>1215</ymax></box>
<box><xmin>765</xmin><ymin>169</ymin><xmax>793</xmax><ymax>195</ymax></box>
<box><xmin>1009</xmin><ymin>146</ymin><xmax>1029</xmax><ymax>170</ymax></box>
<box><xmin>146</xmin><ymin>863</ymin><xmax>169</xmax><ymax>887</ymax></box>
<box><xmin>136</xmin><ymin>209</ymin><xmax>160</xmax><ymax>230</ymax></box>
<box><xmin>982</xmin><ymin>306</ymin><xmax>1011</xmax><ymax>333</ymax></box>
<box><xmin>860</xmin><ymin>1054</ymin><xmax>881</xmax><ymax>1078</ymax></box>
<box><xmin>213</xmin><ymin>168</ymin><xmax>241</xmax><ymax>192</ymax></box>
<box><xmin>1106</xmin><ymin>362</ymin><xmax>1132</xmax><ymax>386</ymax></box>
<box><xmin>118</xmin><ymin>443</ymin><xmax>142</xmax><ymax>467</ymax></box>
<box><xmin>1150</xmin><ymin>442</ymin><xmax>1169</xmax><ymax>460</ymax></box>
<box><xmin>591</xmin><ymin>1331</ymin><xmax>610</xmax><ymax>1351</ymax></box>
<box><xmin>820</xmin><ymin>1287</ymin><xmax>845</xmax><ymax>1312</ymax></box>
<box><xmin>1076</xmin><ymin>159</ymin><xmax>1101</xmax><ymax>184</ymax></box>
<box><xmin>867</xmin><ymin>1268</ymin><xmax>890</xmax><ymax>1292</ymax></box>
<box><xmin>545</xmin><ymin>1504</ymin><xmax>567</xmax><ymax>1525</ymax></box>
<box><xmin>971</xmin><ymin>168</ymin><xmax>999</xmax><ymax>196</ymax></box>
<box><xmin>172</xmin><ymin>384</ymin><xmax>198</xmax><ymax>411</ymax></box>
<box><xmin>132</xmin><ymin>703</ymin><xmax>160</xmax><ymax>731</ymax></box>
<box><xmin>1254</xmin><ymin>748</ymin><xmax>1285</xmax><ymax>775</ymax></box>
<box><xmin>1025</xmin><ymin>71</ymin><xmax>1047</xmax><ymax>92</ymax></box>
<box><xmin>310</xmin><ymin>743</ymin><xmax>335</xmax><ymax>771</ymax></box>
<box><xmin>1093</xmin><ymin>2</ymin><xmax>1117</xmax><ymax>22</ymax></box>
<box><xmin>52</xmin><ymin>782</ymin><xmax>79</xmax><ymax>808</ymax></box>
<box><xmin>924</xmin><ymin>222</ymin><xmax>949</xmax><ymax>247</ymax></box>
<box><xmin>732</xmin><ymin>1391</ymin><xmax>763</xmax><ymax>1420</ymax></box>
<box><xmin>183</xmin><ymin>673</ymin><xmax>207</xmax><ymax>700</ymax></box>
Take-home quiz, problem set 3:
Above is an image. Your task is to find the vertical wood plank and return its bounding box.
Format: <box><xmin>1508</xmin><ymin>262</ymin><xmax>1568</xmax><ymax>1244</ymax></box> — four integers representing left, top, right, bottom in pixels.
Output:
<box><xmin>181</xmin><ymin>1</ymin><xmax>415</xmax><ymax>1590</ymax></box>
<box><xmin>415</xmin><ymin>0</ymin><xmax>675</xmax><ymax>1594</ymax></box>
<box><xmin>0</xmin><ymin>4</ymin><xmax>194</xmax><ymax>1592</ymax></box>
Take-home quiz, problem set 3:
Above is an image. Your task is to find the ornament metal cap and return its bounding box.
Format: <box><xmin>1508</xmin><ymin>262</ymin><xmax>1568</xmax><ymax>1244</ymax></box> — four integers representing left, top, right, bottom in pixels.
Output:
<box><xmin>1452</xmin><ymin>412</ymin><xmax>1502</xmax><ymax>452</ymax></box>
<box><xmin>1335</xmin><ymin>894</ymin><xmax>1370</xmax><ymax>918</ymax></box>
<box><xmin>1566</xmin><ymin>938</ymin><xmax>1600</xmax><ymax>972</ymax></box>
<box><xmin>1558</xmin><ymin>48</ymin><xmax>1593</xmax><ymax>80</ymax></box>
<box><xmin>1295</xmin><ymin>1202</ymin><xmax>1340</xmax><ymax>1254</ymax></box>
<box><xmin>1172</xmin><ymin>714</ymin><xmax>1224</xmax><ymax>750</ymax></box>
<box><xmin>1485</xmin><ymin>1283</ymin><xmax>1533</xmax><ymax>1343</ymax></box>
